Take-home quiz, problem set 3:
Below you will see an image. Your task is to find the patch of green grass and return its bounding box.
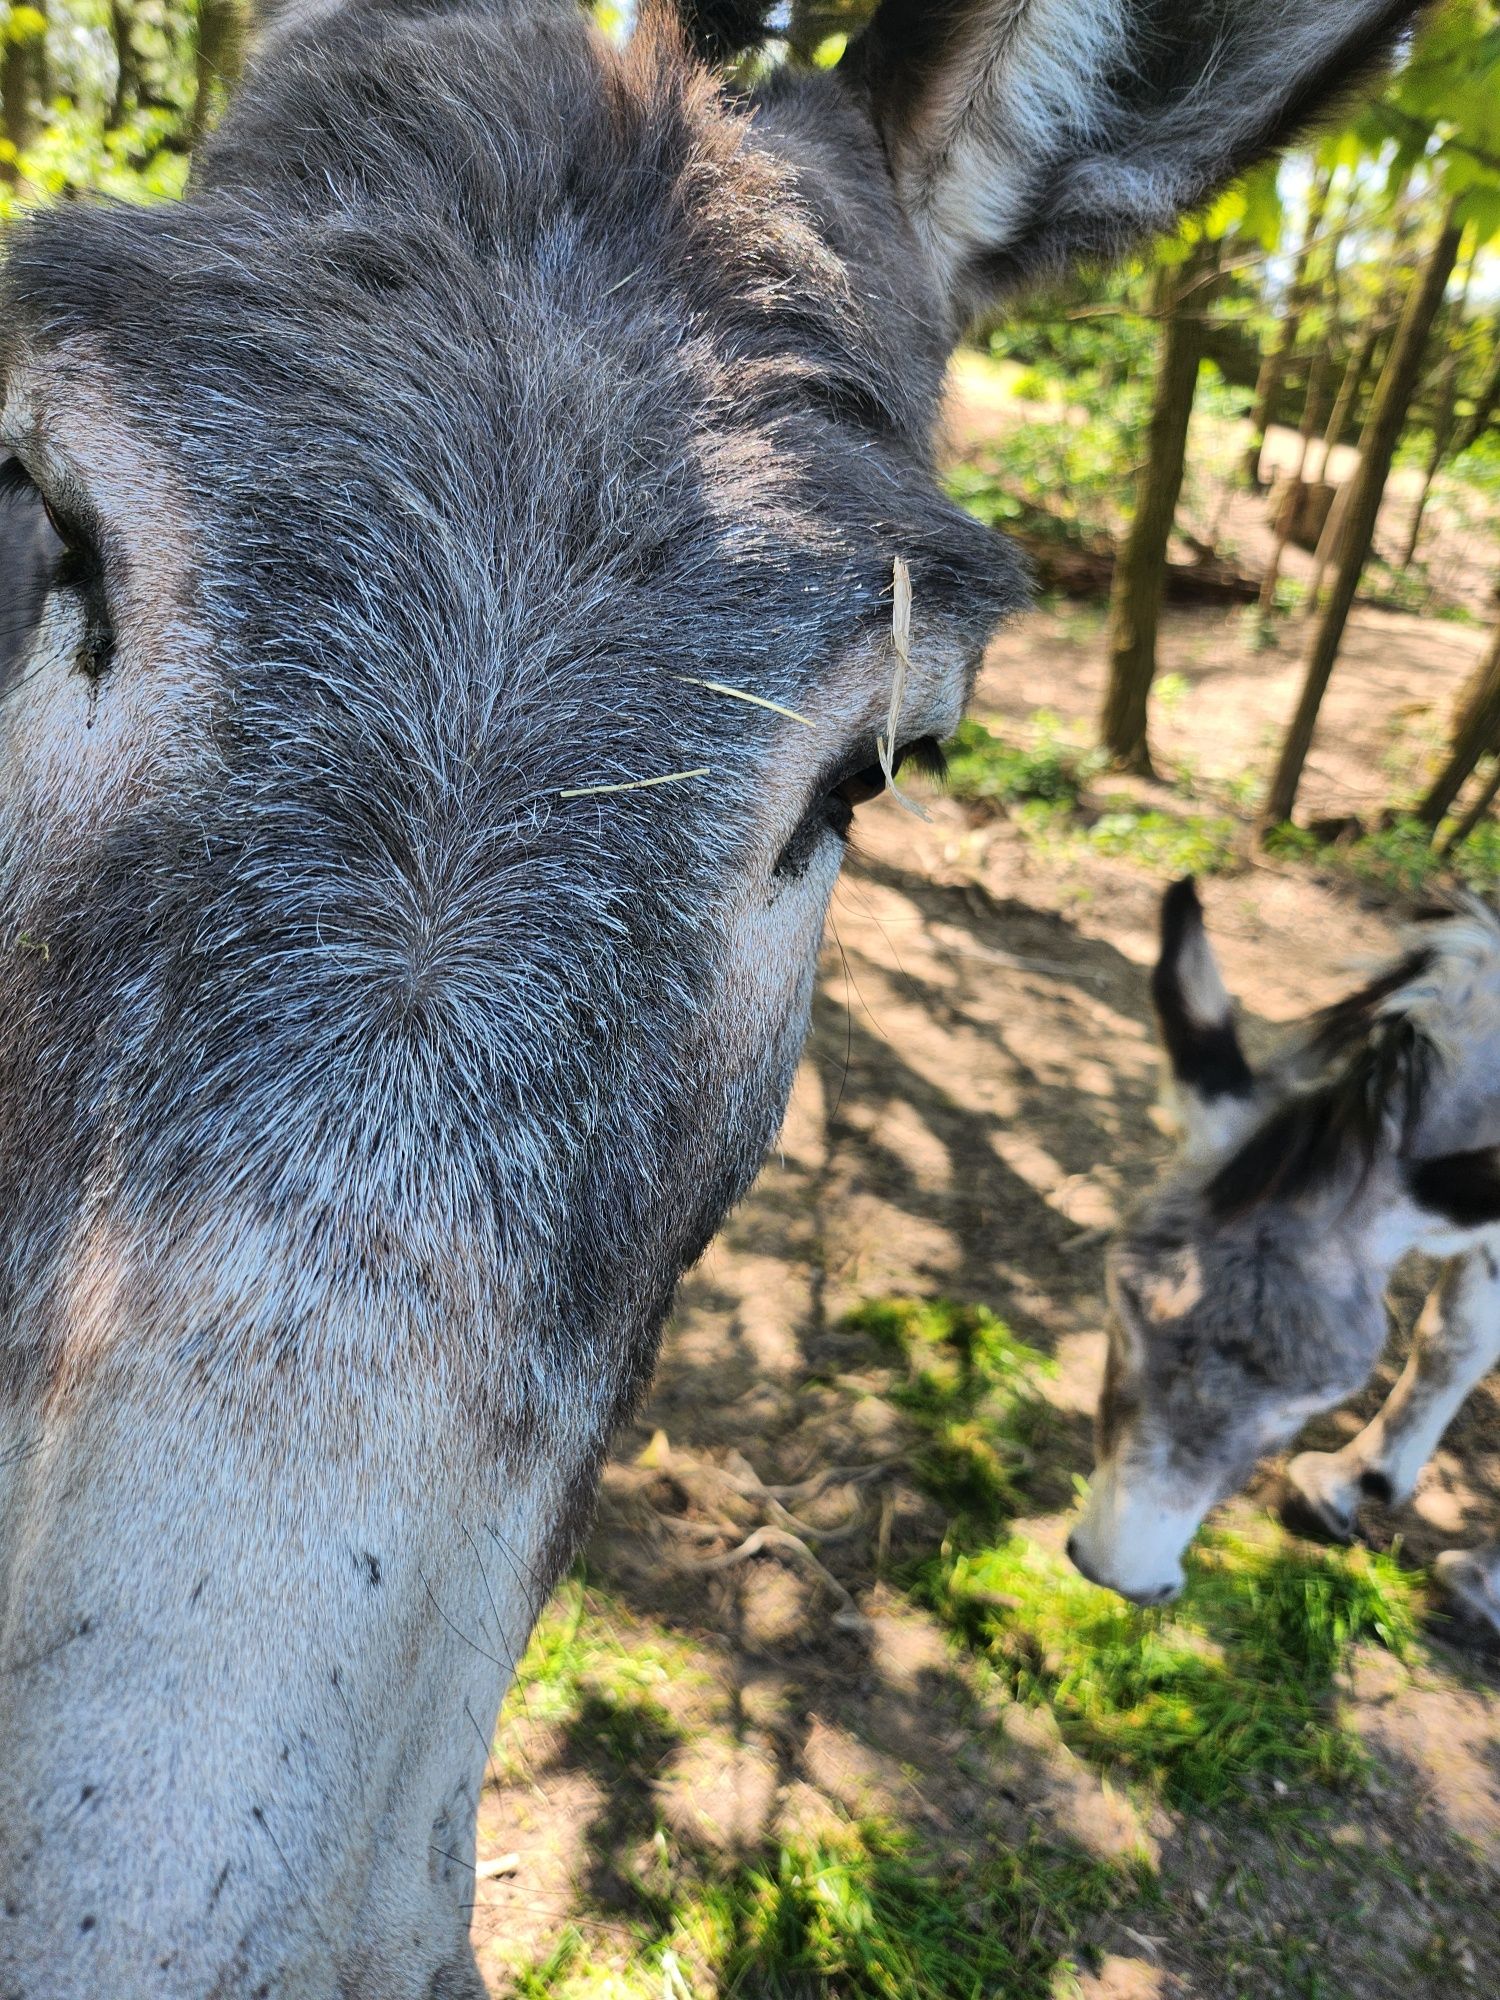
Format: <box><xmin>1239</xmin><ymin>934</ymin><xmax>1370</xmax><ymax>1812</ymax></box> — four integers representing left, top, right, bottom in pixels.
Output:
<box><xmin>840</xmin><ymin>1296</ymin><xmax>1055</xmax><ymax>1532</ymax></box>
<box><xmin>498</xmin><ymin>1576</ymin><xmax>706</xmax><ymax>1776</ymax></box>
<box><xmin>941</xmin><ymin>716</ymin><xmax>1239</xmax><ymax>877</ymax></box>
<box><xmin>932</xmin><ymin>1530</ymin><xmax>1419</xmax><ymax>1809</ymax></box>
<box><xmin>1081</xmin><ymin>806</ymin><xmax>1239</xmax><ymax>876</ymax></box>
<box><xmin>1265</xmin><ymin>815</ymin><xmax>1500</xmax><ymax>899</ymax></box>
<box><xmin>943</xmin><ymin>714</ymin><xmax>1105</xmax><ymax>810</ymax></box>
<box><xmin>506</xmin><ymin>1815</ymin><xmax>1146</xmax><ymax>2000</ymax></box>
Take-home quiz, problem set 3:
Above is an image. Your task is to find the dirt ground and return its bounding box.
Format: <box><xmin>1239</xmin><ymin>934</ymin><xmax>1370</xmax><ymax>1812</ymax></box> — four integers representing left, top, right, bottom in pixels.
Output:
<box><xmin>467</xmin><ymin>385</ymin><xmax>1500</xmax><ymax>1999</ymax></box>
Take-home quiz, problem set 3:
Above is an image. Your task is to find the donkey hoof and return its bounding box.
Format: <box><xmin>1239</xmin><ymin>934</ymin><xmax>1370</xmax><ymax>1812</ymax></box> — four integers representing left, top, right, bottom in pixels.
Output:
<box><xmin>1279</xmin><ymin>1453</ymin><xmax>1358</xmax><ymax>1547</ymax></box>
<box><xmin>1432</xmin><ymin>1551</ymin><xmax>1500</xmax><ymax>1649</ymax></box>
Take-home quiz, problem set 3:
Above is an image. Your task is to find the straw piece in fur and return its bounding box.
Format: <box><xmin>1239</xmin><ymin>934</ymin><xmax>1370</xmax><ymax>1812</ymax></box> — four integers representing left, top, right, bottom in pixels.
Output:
<box><xmin>675</xmin><ymin>676</ymin><xmax>813</xmax><ymax>726</ymax></box>
<box><xmin>558</xmin><ymin>767</ymin><xmax>711</xmax><ymax>799</ymax></box>
<box><xmin>877</xmin><ymin>556</ymin><xmax>931</xmax><ymax>822</ymax></box>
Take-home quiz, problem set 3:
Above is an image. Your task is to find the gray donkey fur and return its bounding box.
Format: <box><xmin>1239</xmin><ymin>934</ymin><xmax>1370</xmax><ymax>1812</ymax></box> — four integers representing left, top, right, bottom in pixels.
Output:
<box><xmin>1072</xmin><ymin>879</ymin><xmax>1500</xmax><ymax>1623</ymax></box>
<box><xmin>0</xmin><ymin>1</ymin><xmax>1433</xmax><ymax>1990</ymax></box>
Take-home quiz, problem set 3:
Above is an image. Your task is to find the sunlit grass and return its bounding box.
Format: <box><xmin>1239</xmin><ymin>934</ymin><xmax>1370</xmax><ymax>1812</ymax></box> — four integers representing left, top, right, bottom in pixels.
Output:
<box><xmin>942</xmin><ymin>713</ymin><xmax>1105</xmax><ymax>811</ymax></box>
<box><xmin>1267</xmin><ymin>815</ymin><xmax>1500</xmax><ymax>898</ymax></box>
<box><xmin>506</xmin><ymin>1815</ymin><xmax>1146</xmax><ymax>2000</ymax></box>
<box><xmin>497</xmin><ymin>1576</ymin><xmax>708</xmax><ymax>1780</ymax></box>
<box><xmin>840</xmin><ymin>1295</ymin><xmax>1056</xmax><ymax>1530</ymax></box>
<box><xmin>933</xmin><ymin>1530</ymin><xmax>1420</xmax><ymax>1808</ymax></box>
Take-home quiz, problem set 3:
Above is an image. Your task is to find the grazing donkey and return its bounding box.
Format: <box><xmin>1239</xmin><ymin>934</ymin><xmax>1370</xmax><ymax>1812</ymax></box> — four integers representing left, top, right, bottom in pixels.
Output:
<box><xmin>1071</xmin><ymin>879</ymin><xmax>1500</xmax><ymax>1635</ymax></box>
<box><xmin>0</xmin><ymin>2</ymin><xmax>1431</xmax><ymax>1990</ymax></box>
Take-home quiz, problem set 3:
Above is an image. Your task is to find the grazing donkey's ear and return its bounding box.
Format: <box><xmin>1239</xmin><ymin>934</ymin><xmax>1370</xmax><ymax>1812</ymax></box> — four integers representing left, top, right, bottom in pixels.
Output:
<box><xmin>1152</xmin><ymin>878</ymin><xmax>1255</xmax><ymax>1151</ymax></box>
<box><xmin>843</xmin><ymin>0</ymin><xmax>1429</xmax><ymax>324</ymax></box>
<box><xmin>1407</xmin><ymin>1150</ymin><xmax>1500</xmax><ymax>1232</ymax></box>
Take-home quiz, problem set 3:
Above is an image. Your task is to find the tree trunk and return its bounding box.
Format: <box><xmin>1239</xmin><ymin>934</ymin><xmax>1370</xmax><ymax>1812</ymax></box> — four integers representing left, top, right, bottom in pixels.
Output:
<box><xmin>1262</xmin><ymin>203</ymin><xmax>1465</xmax><ymax>829</ymax></box>
<box><xmin>109</xmin><ymin>0</ymin><xmax>139</xmax><ymax>128</ymax></box>
<box><xmin>1416</xmin><ymin>617</ymin><xmax>1500</xmax><ymax>830</ymax></box>
<box><xmin>1257</xmin><ymin>348</ymin><xmax>1327</xmax><ymax>629</ymax></box>
<box><xmin>1439</xmin><ymin>753</ymin><xmax>1500</xmax><ymax>858</ymax></box>
<box><xmin>1242</xmin><ymin>167</ymin><xmax>1333</xmax><ymax>491</ymax></box>
<box><xmin>1313</xmin><ymin>324</ymin><xmax>1379</xmax><ymax>483</ymax></box>
<box><xmin>1</xmin><ymin>0</ymin><xmax>48</xmax><ymax>187</ymax></box>
<box><xmin>1398</xmin><ymin>255</ymin><xmax>1475</xmax><ymax>573</ymax></box>
<box><xmin>1399</xmin><ymin>350</ymin><xmax>1461</xmax><ymax>573</ymax></box>
<box><xmin>191</xmin><ymin>0</ymin><xmax>247</xmax><ymax>146</ymax></box>
<box><xmin>1100</xmin><ymin>258</ymin><xmax>1210</xmax><ymax>774</ymax></box>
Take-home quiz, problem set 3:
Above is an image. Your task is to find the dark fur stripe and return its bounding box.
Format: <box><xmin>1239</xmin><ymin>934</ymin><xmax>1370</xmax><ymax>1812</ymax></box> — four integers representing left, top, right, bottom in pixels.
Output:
<box><xmin>1407</xmin><ymin>1149</ymin><xmax>1500</xmax><ymax>1231</ymax></box>
<box><xmin>1309</xmin><ymin>948</ymin><xmax>1434</xmax><ymax>1062</ymax></box>
<box><xmin>1151</xmin><ymin>878</ymin><xmax>1253</xmax><ymax>1103</ymax></box>
<box><xmin>1208</xmin><ymin>1016</ymin><xmax>1436</xmax><ymax>1220</ymax></box>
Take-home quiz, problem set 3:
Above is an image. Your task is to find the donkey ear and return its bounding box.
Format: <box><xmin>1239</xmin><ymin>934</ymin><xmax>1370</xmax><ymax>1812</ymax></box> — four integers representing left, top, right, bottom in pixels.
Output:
<box><xmin>1407</xmin><ymin>1149</ymin><xmax>1500</xmax><ymax>1232</ymax></box>
<box><xmin>844</xmin><ymin>0</ymin><xmax>1428</xmax><ymax>323</ymax></box>
<box><xmin>1152</xmin><ymin>878</ymin><xmax>1254</xmax><ymax>1147</ymax></box>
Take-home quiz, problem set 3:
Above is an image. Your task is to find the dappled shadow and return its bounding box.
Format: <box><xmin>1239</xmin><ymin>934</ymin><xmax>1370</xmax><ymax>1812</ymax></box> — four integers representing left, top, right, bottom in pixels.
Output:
<box><xmin>476</xmin><ymin>807</ymin><xmax>1500</xmax><ymax>1996</ymax></box>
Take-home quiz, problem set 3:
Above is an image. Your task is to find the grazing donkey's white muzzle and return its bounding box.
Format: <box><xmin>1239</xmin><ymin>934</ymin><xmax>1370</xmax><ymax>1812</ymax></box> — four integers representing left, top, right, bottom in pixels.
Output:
<box><xmin>1067</xmin><ymin>1455</ymin><xmax>1208</xmax><ymax>1605</ymax></box>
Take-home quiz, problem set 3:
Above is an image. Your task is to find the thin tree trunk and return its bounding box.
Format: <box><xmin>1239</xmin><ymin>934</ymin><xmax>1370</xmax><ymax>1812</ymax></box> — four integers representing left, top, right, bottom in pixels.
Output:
<box><xmin>190</xmin><ymin>0</ymin><xmax>246</xmax><ymax>146</ymax></box>
<box><xmin>1243</xmin><ymin>167</ymin><xmax>1334</xmax><ymax>491</ymax></box>
<box><xmin>1417</xmin><ymin>617</ymin><xmax>1500</xmax><ymax>830</ymax></box>
<box><xmin>1438</xmin><ymin>753</ymin><xmax>1500</xmax><ymax>857</ymax></box>
<box><xmin>109</xmin><ymin>0</ymin><xmax>139</xmax><ymax>128</ymax></box>
<box><xmin>1258</xmin><ymin>349</ymin><xmax>1328</xmax><ymax>629</ymax></box>
<box><xmin>1314</xmin><ymin>333</ymin><xmax>1369</xmax><ymax>478</ymax></box>
<box><xmin>1398</xmin><ymin>254</ymin><xmax>1475</xmax><ymax>572</ymax></box>
<box><xmin>1</xmin><ymin>0</ymin><xmax>47</xmax><ymax>187</ymax></box>
<box><xmin>1301</xmin><ymin>318</ymin><xmax>1386</xmax><ymax>617</ymax></box>
<box><xmin>1262</xmin><ymin>203</ymin><xmax>1465</xmax><ymax>829</ymax></box>
<box><xmin>1100</xmin><ymin>257</ymin><xmax>1210</xmax><ymax>774</ymax></box>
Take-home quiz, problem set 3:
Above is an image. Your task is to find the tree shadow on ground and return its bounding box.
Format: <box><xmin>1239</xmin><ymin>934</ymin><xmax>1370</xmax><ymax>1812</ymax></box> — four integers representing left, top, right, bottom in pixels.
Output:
<box><xmin>479</xmin><ymin>847</ymin><xmax>1500</xmax><ymax>1998</ymax></box>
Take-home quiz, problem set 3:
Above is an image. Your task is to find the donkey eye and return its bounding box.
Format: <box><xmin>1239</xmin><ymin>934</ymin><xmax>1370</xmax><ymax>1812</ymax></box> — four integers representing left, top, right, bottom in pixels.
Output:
<box><xmin>0</xmin><ymin>456</ymin><xmax>114</xmax><ymax>681</ymax></box>
<box><xmin>835</xmin><ymin>764</ymin><xmax>886</xmax><ymax>811</ymax></box>
<box><xmin>40</xmin><ymin>492</ymin><xmax>75</xmax><ymax>548</ymax></box>
<box><xmin>834</xmin><ymin>737</ymin><xmax>947</xmax><ymax>815</ymax></box>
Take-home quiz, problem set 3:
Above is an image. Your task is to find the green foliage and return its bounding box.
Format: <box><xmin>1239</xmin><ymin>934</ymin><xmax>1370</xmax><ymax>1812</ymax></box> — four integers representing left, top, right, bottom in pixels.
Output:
<box><xmin>840</xmin><ymin>1295</ymin><xmax>1055</xmax><ymax>1531</ymax></box>
<box><xmin>942</xmin><ymin>717</ymin><xmax>1240</xmax><ymax>877</ymax></box>
<box><xmin>948</xmin><ymin>367</ymin><xmax>1150</xmax><ymax>546</ymax></box>
<box><xmin>933</xmin><ymin>1531</ymin><xmax>1420</xmax><ymax>1809</ymax></box>
<box><xmin>0</xmin><ymin>0</ymin><xmax>205</xmax><ymax>219</ymax></box>
<box><xmin>1081</xmin><ymin>806</ymin><xmax>1239</xmax><ymax>875</ymax></box>
<box><xmin>988</xmin><ymin>301</ymin><xmax>1159</xmax><ymax>387</ymax></box>
<box><xmin>1266</xmin><ymin>813</ymin><xmax>1500</xmax><ymax>897</ymax></box>
<box><xmin>943</xmin><ymin>713</ymin><xmax>1105</xmax><ymax>809</ymax></box>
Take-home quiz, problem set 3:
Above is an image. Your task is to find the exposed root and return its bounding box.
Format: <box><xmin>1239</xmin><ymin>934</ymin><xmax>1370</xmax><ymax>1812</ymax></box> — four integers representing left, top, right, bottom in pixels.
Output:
<box><xmin>681</xmin><ymin>1526</ymin><xmax>872</xmax><ymax>1633</ymax></box>
<box><xmin>628</xmin><ymin>1435</ymin><xmax>902</xmax><ymax>1634</ymax></box>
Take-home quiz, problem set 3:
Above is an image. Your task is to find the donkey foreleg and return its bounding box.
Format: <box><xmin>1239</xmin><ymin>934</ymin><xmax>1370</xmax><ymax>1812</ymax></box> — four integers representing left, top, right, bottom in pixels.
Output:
<box><xmin>1282</xmin><ymin>1251</ymin><xmax>1500</xmax><ymax>1545</ymax></box>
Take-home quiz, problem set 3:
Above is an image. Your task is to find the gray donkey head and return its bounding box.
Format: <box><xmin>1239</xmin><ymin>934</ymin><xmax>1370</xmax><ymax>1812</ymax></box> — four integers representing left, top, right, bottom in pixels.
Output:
<box><xmin>0</xmin><ymin>2</ymin><xmax>1431</xmax><ymax>1990</ymax></box>
<box><xmin>1071</xmin><ymin>879</ymin><xmax>1500</xmax><ymax>1606</ymax></box>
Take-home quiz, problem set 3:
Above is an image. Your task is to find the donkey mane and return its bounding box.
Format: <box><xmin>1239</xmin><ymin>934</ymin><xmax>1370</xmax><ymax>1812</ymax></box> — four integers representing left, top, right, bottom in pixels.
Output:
<box><xmin>1205</xmin><ymin>941</ymin><xmax>1458</xmax><ymax>1221</ymax></box>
